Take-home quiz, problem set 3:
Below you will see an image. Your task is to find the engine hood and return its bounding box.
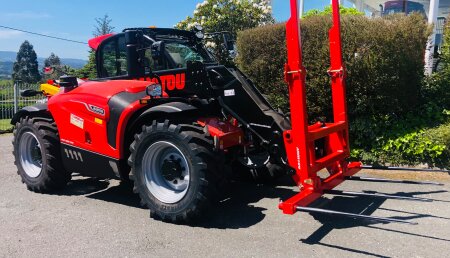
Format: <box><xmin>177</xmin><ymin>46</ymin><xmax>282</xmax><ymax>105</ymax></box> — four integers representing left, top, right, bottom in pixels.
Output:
<box><xmin>73</xmin><ymin>80</ymin><xmax>152</xmax><ymax>100</ymax></box>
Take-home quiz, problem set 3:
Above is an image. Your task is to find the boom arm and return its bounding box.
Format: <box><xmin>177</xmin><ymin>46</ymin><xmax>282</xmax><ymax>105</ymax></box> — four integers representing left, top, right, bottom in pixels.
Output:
<box><xmin>279</xmin><ymin>0</ymin><xmax>362</xmax><ymax>215</ymax></box>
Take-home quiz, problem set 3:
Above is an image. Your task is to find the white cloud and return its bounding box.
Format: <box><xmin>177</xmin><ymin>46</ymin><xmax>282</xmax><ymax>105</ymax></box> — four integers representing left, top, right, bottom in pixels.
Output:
<box><xmin>2</xmin><ymin>11</ymin><xmax>51</xmax><ymax>20</ymax></box>
<box><xmin>0</xmin><ymin>30</ymin><xmax>24</xmax><ymax>39</ymax></box>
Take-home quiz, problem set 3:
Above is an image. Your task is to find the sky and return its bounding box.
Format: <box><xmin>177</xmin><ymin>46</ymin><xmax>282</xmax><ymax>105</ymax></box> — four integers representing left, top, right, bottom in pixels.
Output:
<box><xmin>0</xmin><ymin>0</ymin><xmax>333</xmax><ymax>60</ymax></box>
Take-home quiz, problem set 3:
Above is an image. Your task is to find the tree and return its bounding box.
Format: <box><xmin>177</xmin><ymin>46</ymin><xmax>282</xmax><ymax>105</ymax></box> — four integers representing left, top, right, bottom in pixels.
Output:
<box><xmin>77</xmin><ymin>14</ymin><xmax>115</xmax><ymax>79</ymax></box>
<box><xmin>176</xmin><ymin>0</ymin><xmax>274</xmax><ymax>36</ymax></box>
<box><xmin>12</xmin><ymin>40</ymin><xmax>41</xmax><ymax>83</ymax></box>
<box><xmin>93</xmin><ymin>14</ymin><xmax>115</xmax><ymax>37</ymax></box>
<box><xmin>303</xmin><ymin>5</ymin><xmax>363</xmax><ymax>18</ymax></box>
<box><xmin>44</xmin><ymin>52</ymin><xmax>61</xmax><ymax>67</ymax></box>
<box><xmin>74</xmin><ymin>50</ymin><xmax>97</xmax><ymax>79</ymax></box>
<box><xmin>439</xmin><ymin>15</ymin><xmax>450</xmax><ymax>69</ymax></box>
<box><xmin>60</xmin><ymin>65</ymin><xmax>78</xmax><ymax>76</ymax></box>
<box><xmin>43</xmin><ymin>53</ymin><xmax>62</xmax><ymax>80</ymax></box>
<box><xmin>176</xmin><ymin>0</ymin><xmax>274</xmax><ymax>64</ymax></box>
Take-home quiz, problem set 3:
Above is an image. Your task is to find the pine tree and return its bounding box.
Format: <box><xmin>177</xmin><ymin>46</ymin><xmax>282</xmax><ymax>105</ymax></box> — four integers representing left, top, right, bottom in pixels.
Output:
<box><xmin>74</xmin><ymin>50</ymin><xmax>97</xmax><ymax>79</ymax></box>
<box><xmin>12</xmin><ymin>41</ymin><xmax>41</xmax><ymax>83</ymax></box>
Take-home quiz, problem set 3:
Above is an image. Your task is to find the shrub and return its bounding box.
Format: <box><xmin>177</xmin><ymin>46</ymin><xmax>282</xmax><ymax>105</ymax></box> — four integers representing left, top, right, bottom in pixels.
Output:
<box><xmin>351</xmin><ymin>116</ymin><xmax>450</xmax><ymax>169</ymax></box>
<box><xmin>237</xmin><ymin>14</ymin><xmax>434</xmax><ymax>165</ymax></box>
<box><xmin>237</xmin><ymin>14</ymin><xmax>430</xmax><ymax>120</ymax></box>
<box><xmin>422</xmin><ymin>16</ymin><xmax>450</xmax><ymax>110</ymax></box>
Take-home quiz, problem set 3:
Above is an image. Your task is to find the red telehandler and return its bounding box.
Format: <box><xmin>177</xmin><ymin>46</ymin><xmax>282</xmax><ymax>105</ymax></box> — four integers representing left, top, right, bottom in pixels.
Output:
<box><xmin>11</xmin><ymin>0</ymin><xmax>441</xmax><ymax>224</ymax></box>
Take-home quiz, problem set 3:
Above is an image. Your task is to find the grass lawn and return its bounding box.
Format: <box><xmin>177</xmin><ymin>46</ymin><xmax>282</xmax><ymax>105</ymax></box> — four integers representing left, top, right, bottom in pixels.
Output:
<box><xmin>0</xmin><ymin>119</ymin><xmax>13</xmax><ymax>132</ymax></box>
<box><xmin>0</xmin><ymin>79</ymin><xmax>12</xmax><ymax>87</ymax></box>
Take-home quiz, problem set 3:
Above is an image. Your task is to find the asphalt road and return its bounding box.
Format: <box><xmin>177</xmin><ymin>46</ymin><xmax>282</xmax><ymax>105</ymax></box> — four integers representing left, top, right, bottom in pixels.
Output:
<box><xmin>1</xmin><ymin>133</ymin><xmax>450</xmax><ymax>258</ymax></box>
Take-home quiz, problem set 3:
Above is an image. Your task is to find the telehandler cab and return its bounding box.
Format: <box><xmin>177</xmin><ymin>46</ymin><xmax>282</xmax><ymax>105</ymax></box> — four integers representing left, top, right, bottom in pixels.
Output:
<box><xmin>11</xmin><ymin>0</ymin><xmax>441</xmax><ymax>224</ymax></box>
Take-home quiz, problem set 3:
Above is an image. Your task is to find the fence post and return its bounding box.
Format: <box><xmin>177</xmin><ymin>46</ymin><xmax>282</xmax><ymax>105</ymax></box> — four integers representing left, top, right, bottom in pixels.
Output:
<box><xmin>13</xmin><ymin>81</ymin><xmax>19</xmax><ymax>114</ymax></box>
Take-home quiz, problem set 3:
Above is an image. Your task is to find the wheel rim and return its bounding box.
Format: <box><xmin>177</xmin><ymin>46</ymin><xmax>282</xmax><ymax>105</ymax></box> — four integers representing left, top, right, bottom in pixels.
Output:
<box><xmin>19</xmin><ymin>131</ymin><xmax>43</xmax><ymax>178</ymax></box>
<box><xmin>142</xmin><ymin>141</ymin><xmax>190</xmax><ymax>204</ymax></box>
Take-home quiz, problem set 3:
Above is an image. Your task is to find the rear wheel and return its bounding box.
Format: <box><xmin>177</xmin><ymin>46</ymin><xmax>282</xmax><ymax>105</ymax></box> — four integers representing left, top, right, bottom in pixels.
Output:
<box><xmin>128</xmin><ymin>120</ymin><xmax>220</xmax><ymax>223</ymax></box>
<box><xmin>12</xmin><ymin>116</ymin><xmax>71</xmax><ymax>192</ymax></box>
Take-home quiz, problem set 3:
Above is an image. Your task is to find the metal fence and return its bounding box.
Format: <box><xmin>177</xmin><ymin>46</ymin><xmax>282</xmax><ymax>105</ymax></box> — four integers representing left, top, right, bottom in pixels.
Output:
<box><xmin>0</xmin><ymin>82</ymin><xmax>43</xmax><ymax>133</ymax></box>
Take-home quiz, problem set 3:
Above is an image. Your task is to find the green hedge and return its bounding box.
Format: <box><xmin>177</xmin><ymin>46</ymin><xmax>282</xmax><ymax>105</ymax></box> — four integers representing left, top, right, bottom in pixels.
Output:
<box><xmin>236</xmin><ymin>14</ymin><xmax>450</xmax><ymax>168</ymax></box>
<box><xmin>237</xmin><ymin>14</ymin><xmax>429</xmax><ymax>120</ymax></box>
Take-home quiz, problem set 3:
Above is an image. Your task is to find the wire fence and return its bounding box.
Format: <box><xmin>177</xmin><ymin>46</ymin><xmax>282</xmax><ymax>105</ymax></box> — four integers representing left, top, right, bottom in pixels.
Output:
<box><xmin>0</xmin><ymin>82</ymin><xmax>44</xmax><ymax>133</ymax></box>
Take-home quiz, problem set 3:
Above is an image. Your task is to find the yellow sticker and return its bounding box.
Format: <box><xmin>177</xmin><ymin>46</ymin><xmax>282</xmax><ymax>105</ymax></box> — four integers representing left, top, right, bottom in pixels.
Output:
<box><xmin>94</xmin><ymin>118</ymin><xmax>103</xmax><ymax>125</ymax></box>
<box><xmin>70</xmin><ymin>114</ymin><xmax>84</xmax><ymax>129</ymax></box>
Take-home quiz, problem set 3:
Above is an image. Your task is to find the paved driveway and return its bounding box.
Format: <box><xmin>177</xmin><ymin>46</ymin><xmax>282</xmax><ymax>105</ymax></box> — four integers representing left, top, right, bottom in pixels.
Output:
<box><xmin>1</xmin><ymin>134</ymin><xmax>449</xmax><ymax>257</ymax></box>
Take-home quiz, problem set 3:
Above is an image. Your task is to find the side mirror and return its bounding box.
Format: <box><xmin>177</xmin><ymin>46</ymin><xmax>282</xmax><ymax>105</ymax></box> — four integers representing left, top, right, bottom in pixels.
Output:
<box><xmin>151</xmin><ymin>41</ymin><xmax>165</xmax><ymax>60</ymax></box>
<box><xmin>20</xmin><ymin>89</ymin><xmax>42</xmax><ymax>97</ymax></box>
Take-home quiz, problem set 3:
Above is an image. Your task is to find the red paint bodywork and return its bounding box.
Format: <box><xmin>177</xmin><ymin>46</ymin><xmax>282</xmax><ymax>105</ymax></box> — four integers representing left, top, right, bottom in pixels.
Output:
<box><xmin>197</xmin><ymin>117</ymin><xmax>244</xmax><ymax>150</ymax></box>
<box><xmin>88</xmin><ymin>33</ymin><xmax>115</xmax><ymax>50</ymax></box>
<box><xmin>48</xmin><ymin>80</ymin><xmax>155</xmax><ymax>159</ymax></box>
<box><xmin>279</xmin><ymin>0</ymin><xmax>362</xmax><ymax>214</ymax></box>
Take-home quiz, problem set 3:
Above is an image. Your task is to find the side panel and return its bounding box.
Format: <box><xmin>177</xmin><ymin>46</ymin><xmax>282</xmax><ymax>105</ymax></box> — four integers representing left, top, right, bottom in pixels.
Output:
<box><xmin>61</xmin><ymin>144</ymin><xmax>119</xmax><ymax>178</ymax></box>
<box><xmin>49</xmin><ymin>93</ymin><xmax>119</xmax><ymax>158</ymax></box>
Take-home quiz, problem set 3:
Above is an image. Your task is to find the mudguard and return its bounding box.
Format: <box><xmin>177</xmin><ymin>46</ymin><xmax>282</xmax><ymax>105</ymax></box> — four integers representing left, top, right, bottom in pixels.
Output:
<box><xmin>10</xmin><ymin>103</ymin><xmax>48</xmax><ymax>125</ymax></box>
<box><xmin>141</xmin><ymin>101</ymin><xmax>197</xmax><ymax>114</ymax></box>
<box><xmin>124</xmin><ymin>101</ymin><xmax>199</xmax><ymax>139</ymax></box>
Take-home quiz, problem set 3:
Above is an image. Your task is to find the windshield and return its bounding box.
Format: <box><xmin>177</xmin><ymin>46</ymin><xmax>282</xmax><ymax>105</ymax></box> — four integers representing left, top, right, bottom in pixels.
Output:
<box><xmin>164</xmin><ymin>41</ymin><xmax>215</xmax><ymax>68</ymax></box>
<box><xmin>142</xmin><ymin>32</ymin><xmax>216</xmax><ymax>72</ymax></box>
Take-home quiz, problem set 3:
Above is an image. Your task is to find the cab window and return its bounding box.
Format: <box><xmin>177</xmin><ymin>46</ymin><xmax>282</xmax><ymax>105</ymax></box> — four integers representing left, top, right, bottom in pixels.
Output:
<box><xmin>99</xmin><ymin>35</ymin><xmax>127</xmax><ymax>77</ymax></box>
<box><xmin>144</xmin><ymin>46</ymin><xmax>169</xmax><ymax>72</ymax></box>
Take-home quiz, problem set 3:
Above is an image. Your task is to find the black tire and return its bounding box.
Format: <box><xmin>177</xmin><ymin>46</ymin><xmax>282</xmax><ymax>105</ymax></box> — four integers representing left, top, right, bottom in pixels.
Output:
<box><xmin>128</xmin><ymin>120</ymin><xmax>221</xmax><ymax>223</ymax></box>
<box><xmin>12</xmin><ymin>116</ymin><xmax>71</xmax><ymax>192</ymax></box>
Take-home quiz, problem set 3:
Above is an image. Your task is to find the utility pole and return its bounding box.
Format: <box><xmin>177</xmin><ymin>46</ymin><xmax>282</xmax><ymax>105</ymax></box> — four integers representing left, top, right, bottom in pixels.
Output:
<box><xmin>425</xmin><ymin>0</ymin><xmax>440</xmax><ymax>75</ymax></box>
<box><xmin>299</xmin><ymin>0</ymin><xmax>304</xmax><ymax>18</ymax></box>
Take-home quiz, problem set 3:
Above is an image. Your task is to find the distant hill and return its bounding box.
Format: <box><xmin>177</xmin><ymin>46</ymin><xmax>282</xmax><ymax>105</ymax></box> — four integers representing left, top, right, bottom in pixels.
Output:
<box><xmin>0</xmin><ymin>61</ymin><xmax>13</xmax><ymax>78</ymax></box>
<box><xmin>0</xmin><ymin>51</ymin><xmax>87</xmax><ymax>77</ymax></box>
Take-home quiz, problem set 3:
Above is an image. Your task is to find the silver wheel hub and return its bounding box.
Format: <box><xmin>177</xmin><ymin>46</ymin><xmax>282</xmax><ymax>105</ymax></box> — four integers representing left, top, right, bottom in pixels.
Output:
<box><xmin>19</xmin><ymin>131</ymin><xmax>43</xmax><ymax>178</ymax></box>
<box><xmin>142</xmin><ymin>141</ymin><xmax>190</xmax><ymax>204</ymax></box>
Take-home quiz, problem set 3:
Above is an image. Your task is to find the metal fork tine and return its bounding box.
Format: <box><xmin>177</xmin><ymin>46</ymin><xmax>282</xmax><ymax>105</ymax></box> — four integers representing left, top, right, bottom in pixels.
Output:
<box><xmin>345</xmin><ymin>176</ymin><xmax>444</xmax><ymax>186</ymax></box>
<box><xmin>296</xmin><ymin>206</ymin><xmax>418</xmax><ymax>225</ymax></box>
<box><xmin>324</xmin><ymin>189</ymin><xmax>433</xmax><ymax>202</ymax></box>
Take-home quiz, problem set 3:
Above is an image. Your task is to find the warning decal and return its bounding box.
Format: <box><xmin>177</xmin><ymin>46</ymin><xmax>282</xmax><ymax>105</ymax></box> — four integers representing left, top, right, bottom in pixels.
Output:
<box><xmin>70</xmin><ymin>114</ymin><xmax>84</xmax><ymax>129</ymax></box>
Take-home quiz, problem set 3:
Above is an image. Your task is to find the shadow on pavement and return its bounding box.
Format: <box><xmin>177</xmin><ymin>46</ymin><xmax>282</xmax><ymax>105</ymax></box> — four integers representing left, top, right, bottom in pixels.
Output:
<box><xmin>195</xmin><ymin>181</ymin><xmax>296</xmax><ymax>229</ymax></box>
<box><xmin>300</xmin><ymin>190</ymin><xmax>450</xmax><ymax>257</ymax></box>
<box><xmin>54</xmin><ymin>175</ymin><xmax>449</xmax><ymax>235</ymax></box>
<box><xmin>56</xmin><ymin>175</ymin><xmax>298</xmax><ymax>229</ymax></box>
<box><xmin>58</xmin><ymin>176</ymin><xmax>110</xmax><ymax>196</ymax></box>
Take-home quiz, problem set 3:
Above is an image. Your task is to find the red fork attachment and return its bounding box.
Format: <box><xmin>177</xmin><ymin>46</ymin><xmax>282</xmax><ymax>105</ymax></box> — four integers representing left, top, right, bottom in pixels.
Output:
<box><xmin>279</xmin><ymin>0</ymin><xmax>363</xmax><ymax>215</ymax></box>
<box><xmin>278</xmin><ymin>1</ymin><xmax>438</xmax><ymax>225</ymax></box>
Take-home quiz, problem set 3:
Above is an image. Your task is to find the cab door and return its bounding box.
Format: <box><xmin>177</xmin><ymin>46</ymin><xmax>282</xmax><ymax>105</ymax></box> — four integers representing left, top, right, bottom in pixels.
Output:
<box><xmin>97</xmin><ymin>34</ymin><xmax>128</xmax><ymax>78</ymax></box>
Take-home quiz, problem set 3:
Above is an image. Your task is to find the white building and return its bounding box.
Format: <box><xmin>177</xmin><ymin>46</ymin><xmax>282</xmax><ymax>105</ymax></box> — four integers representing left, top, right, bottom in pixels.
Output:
<box><xmin>348</xmin><ymin>0</ymin><xmax>449</xmax><ymax>74</ymax></box>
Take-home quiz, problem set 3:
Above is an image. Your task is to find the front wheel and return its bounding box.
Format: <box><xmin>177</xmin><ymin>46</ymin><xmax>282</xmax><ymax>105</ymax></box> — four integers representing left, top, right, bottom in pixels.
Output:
<box><xmin>128</xmin><ymin>120</ymin><xmax>219</xmax><ymax>223</ymax></box>
<box><xmin>12</xmin><ymin>116</ymin><xmax>71</xmax><ymax>192</ymax></box>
